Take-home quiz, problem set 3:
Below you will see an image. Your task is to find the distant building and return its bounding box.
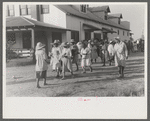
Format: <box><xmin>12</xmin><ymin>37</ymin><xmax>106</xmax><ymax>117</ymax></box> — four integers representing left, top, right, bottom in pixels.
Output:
<box><xmin>5</xmin><ymin>4</ymin><xmax>131</xmax><ymax>53</ymax></box>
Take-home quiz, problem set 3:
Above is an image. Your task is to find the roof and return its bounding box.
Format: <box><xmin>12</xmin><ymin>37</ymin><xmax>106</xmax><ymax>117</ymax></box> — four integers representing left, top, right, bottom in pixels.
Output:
<box><xmin>108</xmin><ymin>13</ymin><xmax>123</xmax><ymax>19</ymax></box>
<box><xmin>88</xmin><ymin>6</ymin><xmax>110</xmax><ymax>13</ymax></box>
<box><xmin>55</xmin><ymin>5</ymin><xmax>130</xmax><ymax>31</ymax></box>
<box><xmin>102</xmin><ymin>27</ymin><xmax>117</xmax><ymax>33</ymax></box>
<box><xmin>6</xmin><ymin>16</ymin><xmax>67</xmax><ymax>30</ymax></box>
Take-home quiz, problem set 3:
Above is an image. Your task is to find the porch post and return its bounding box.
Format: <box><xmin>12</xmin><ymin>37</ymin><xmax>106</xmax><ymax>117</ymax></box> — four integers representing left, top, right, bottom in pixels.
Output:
<box><xmin>31</xmin><ymin>28</ymin><xmax>35</xmax><ymax>62</ymax></box>
<box><xmin>66</xmin><ymin>31</ymin><xmax>71</xmax><ymax>42</ymax></box>
<box><xmin>91</xmin><ymin>32</ymin><xmax>94</xmax><ymax>39</ymax></box>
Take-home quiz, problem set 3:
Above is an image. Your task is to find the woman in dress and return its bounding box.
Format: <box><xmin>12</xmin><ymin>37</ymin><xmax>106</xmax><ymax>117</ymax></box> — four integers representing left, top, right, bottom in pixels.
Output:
<box><xmin>107</xmin><ymin>40</ymin><xmax>114</xmax><ymax>66</ymax></box>
<box><xmin>80</xmin><ymin>40</ymin><xmax>93</xmax><ymax>73</ymax></box>
<box><xmin>133</xmin><ymin>40</ymin><xmax>138</xmax><ymax>52</ymax></box>
<box><xmin>35</xmin><ymin>42</ymin><xmax>48</xmax><ymax>88</ymax></box>
<box><xmin>60</xmin><ymin>42</ymin><xmax>74</xmax><ymax>80</ymax></box>
<box><xmin>50</xmin><ymin>40</ymin><xmax>61</xmax><ymax>77</ymax></box>
<box><xmin>91</xmin><ymin>41</ymin><xmax>98</xmax><ymax>63</ymax></box>
<box><xmin>113</xmin><ymin>37</ymin><xmax>128</xmax><ymax>78</ymax></box>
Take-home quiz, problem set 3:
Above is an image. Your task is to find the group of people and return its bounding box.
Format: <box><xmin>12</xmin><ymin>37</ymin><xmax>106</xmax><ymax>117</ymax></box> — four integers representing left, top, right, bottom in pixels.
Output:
<box><xmin>35</xmin><ymin>37</ymin><xmax>128</xmax><ymax>88</ymax></box>
<box><xmin>124</xmin><ymin>39</ymin><xmax>144</xmax><ymax>54</ymax></box>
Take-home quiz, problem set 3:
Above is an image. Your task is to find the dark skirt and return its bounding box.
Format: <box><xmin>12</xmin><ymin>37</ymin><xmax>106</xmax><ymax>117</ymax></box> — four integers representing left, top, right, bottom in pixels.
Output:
<box><xmin>36</xmin><ymin>70</ymin><xmax>47</xmax><ymax>79</ymax></box>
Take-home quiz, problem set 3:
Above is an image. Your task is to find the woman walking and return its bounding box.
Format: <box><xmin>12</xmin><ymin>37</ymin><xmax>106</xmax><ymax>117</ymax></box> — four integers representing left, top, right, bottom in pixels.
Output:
<box><xmin>50</xmin><ymin>40</ymin><xmax>62</xmax><ymax>77</ymax></box>
<box><xmin>61</xmin><ymin>42</ymin><xmax>74</xmax><ymax>80</ymax></box>
<box><xmin>80</xmin><ymin>40</ymin><xmax>93</xmax><ymax>73</ymax></box>
<box><xmin>114</xmin><ymin>37</ymin><xmax>128</xmax><ymax>78</ymax></box>
<box><xmin>35</xmin><ymin>42</ymin><xmax>48</xmax><ymax>88</ymax></box>
<box><xmin>107</xmin><ymin>40</ymin><xmax>114</xmax><ymax>66</ymax></box>
<box><xmin>91</xmin><ymin>41</ymin><xmax>98</xmax><ymax>63</ymax></box>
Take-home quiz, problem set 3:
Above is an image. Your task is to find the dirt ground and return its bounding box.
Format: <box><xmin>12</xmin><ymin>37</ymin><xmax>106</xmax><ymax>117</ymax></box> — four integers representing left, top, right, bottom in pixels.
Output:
<box><xmin>5</xmin><ymin>52</ymin><xmax>145</xmax><ymax>97</ymax></box>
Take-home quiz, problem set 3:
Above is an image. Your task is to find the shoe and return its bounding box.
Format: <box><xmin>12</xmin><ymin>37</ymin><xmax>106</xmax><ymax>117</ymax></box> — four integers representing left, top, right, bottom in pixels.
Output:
<box><xmin>56</xmin><ymin>75</ymin><xmax>59</xmax><ymax>78</ymax></box>
<box><xmin>61</xmin><ymin>77</ymin><xmax>65</xmax><ymax>80</ymax></box>
<box><xmin>37</xmin><ymin>86</ymin><xmax>41</xmax><ymax>88</ymax></box>
<box><xmin>44</xmin><ymin>83</ymin><xmax>48</xmax><ymax>85</ymax></box>
<box><xmin>82</xmin><ymin>71</ymin><xmax>86</xmax><ymax>73</ymax></box>
<box><xmin>90</xmin><ymin>67</ymin><xmax>93</xmax><ymax>72</ymax></box>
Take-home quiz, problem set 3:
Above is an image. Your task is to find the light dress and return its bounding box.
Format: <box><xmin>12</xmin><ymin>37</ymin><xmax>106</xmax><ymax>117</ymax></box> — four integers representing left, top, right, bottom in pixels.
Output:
<box><xmin>61</xmin><ymin>48</ymin><xmax>73</xmax><ymax>72</ymax></box>
<box><xmin>80</xmin><ymin>47</ymin><xmax>91</xmax><ymax>67</ymax></box>
<box><xmin>114</xmin><ymin>42</ymin><xmax>128</xmax><ymax>67</ymax></box>
<box><xmin>35</xmin><ymin>49</ymin><xmax>48</xmax><ymax>71</ymax></box>
<box><xmin>51</xmin><ymin>47</ymin><xmax>61</xmax><ymax>70</ymax></box>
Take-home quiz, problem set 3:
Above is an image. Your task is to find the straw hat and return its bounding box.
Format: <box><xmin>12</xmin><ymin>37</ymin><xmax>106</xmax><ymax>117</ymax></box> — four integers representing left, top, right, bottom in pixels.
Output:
<box><xmin>109</xmin><ymin>40</ymin><xmax>113</xmax><ymax>44</ymax></box>
<box><xmin>88</xmin><ymin>40</ymin><xmax>92</xmax><ymax>43</ymax></box>
<box><xmin>70</xmin><ymin>39</ymin><xmax>75</xmax><ymax>43</ymax></box>
<box><xmin>114</xmin><ymin>37</ymin><xmax>120</xmax><ymax>41</ymax></box>
<box><xmin>36</xmin><ymin>42</ymin><xmax>45</xmax><ymax>50</ymax></box>
<box><xmin>61</xmin><ymin>42</ymin><xmax>68</xmax><ymax>47</ymax></box>
<box><xmin>54</xmin><ymin>40</ymin><xmax>59</xmax><ymax>44</ymax></box>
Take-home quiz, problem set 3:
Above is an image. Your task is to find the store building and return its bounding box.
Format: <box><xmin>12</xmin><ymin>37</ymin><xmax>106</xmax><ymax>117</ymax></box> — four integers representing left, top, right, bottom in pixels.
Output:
<box><xmin>5</xmin><ymin>4</ymin><xmax>130</xmax><ymax>55</ymax></box>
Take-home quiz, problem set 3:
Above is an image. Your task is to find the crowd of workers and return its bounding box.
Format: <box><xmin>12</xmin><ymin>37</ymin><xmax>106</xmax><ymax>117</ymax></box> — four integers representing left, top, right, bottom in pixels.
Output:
<box><xmin>35</xmin><ymin>37</ymin><xmax>144</xmax><ymax>88</ymax></box>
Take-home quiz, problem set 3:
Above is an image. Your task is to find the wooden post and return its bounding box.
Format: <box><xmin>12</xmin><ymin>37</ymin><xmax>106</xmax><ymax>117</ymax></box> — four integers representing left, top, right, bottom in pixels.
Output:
<box><xmin>31</xmin><ymin>28</ymin><xmax>35</xmax><ymax>63</ymax></box>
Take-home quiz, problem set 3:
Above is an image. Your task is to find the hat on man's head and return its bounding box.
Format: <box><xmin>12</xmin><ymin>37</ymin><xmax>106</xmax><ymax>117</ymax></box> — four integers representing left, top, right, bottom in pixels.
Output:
<box><xmin>36</xmin><ymin>42</ymin><xmax>45</xmax><ymax>50</ymax></box>
<box><xmin>88</xmin><ymin>40</ymin><xmax>92</xmax><ymax>43</ymax></box>
<box><xmin>54</xmin><ymin>40</ymin><xmax>59</xmax><ymax>44</ymax></box>
<box><xmin>70</xmin><ymin>39</ymin><xmax>75</xmax><ymax>43</ymax></box>
<box><xmin>114</xmin><ymin>37</ymin><xmax>120</xmax><ymax>41</ymax></box>
<box><xmin>61</xmin><ymin>42</ymin><xmax>68</xmax><ymax>47</ymax></box>
<box><xmin>109</xmin><ymin>40</ymin><xmax>113</xmax><ymax>44</ymax></box>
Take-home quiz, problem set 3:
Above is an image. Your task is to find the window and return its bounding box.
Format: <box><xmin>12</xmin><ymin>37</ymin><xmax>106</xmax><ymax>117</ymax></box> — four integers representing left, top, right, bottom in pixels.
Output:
<box><xmin>111</xmin><ymin>28</ymin><xmax>113</xmax><ymax>34</ymax></box>
<box><xmin>6</xmin><ymin>5</ymin><xmax>14</xmax><ymax>17</ymax></box>
<box><xmin>41</xmin><ymin>5</ymin><xmax>49</xmax><ymax>14</ymax></box>
<box><xmin>118</xmin><ymin>19</ymin><xmax>120</xmax><ymax>24</ymax></box>
<box><xmin>80</xmin><ymin>5</ymin><xmax>86</xmax><ymax>13</ymax></box>
<box><xmin>20</xmin><ymin>5</ymin><xmax>31</xmax><ymax>15</ymax></box>
<box><xmin>7</xmin><ymin>32</ymin><xmax>16</xmax><ymax>44</ymax></box>
<box><xmin>118</xmin><ymin>30</ymin><xmax>119</xmax><ymax>35</ymax></box>
<box><xmin>105</xmin><ymin>15</ymin><xmax>107</xmax><ymax>20</ymax></box>
<box><xmin>127</xmin><ymin>32</ymin><xmax>129</xmax><ymax>36</ymax></box>
<box><xmin>71</xmin><ymin>31</ymin><xmax>79</xmax><ymax>43</ymax></box>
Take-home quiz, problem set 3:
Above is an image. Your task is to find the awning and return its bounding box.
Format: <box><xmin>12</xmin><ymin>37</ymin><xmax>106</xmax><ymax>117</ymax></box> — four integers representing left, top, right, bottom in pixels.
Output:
<box><xmin>102</xmin><ymin>27</ymin><xmax>116</xmax><ymax>33</ymax></box>
<box><xmin>83</xmin><ymin>23</ymin><xmax>102</xmax><ymax>31</ymax></box>
<box><xmin>6</xmin><ymin>16</ymin><xmax>67</xmax><ymax>31</ymax></box>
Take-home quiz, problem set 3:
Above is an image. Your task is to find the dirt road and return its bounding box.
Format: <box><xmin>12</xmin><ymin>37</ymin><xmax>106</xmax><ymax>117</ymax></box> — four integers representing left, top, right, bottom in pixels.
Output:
<box><xmin>5</xmin><ymin>52</ymin><xmax>144</xmax><ymax>97</ymax></box>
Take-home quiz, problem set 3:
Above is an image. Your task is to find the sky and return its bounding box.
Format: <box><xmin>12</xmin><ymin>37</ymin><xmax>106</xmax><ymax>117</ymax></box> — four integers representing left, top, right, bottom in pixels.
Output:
<box><xmin>90</xmin><ymin>3</ymin><xmax>146</xmax><ymax>40</ymax></box>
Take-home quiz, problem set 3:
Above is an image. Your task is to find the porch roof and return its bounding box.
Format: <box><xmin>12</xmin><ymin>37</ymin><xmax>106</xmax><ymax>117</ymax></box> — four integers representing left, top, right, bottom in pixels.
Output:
<box><xmin>6</xmin><ymin>16</ymin><xmax>67</xmax><ymax>30</ymax></box>
<box><xmin>83</xmin><ymin>23</ymin><xmax>102</xmax><ymax>31</ymax></box>
<box><xmin>102</xmin><ymin>27</ymin><xmax>117</xmax><ymax>33</ymax></box>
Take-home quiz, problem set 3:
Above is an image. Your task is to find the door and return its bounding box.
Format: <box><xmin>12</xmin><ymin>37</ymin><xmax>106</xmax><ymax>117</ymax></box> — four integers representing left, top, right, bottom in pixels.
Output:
<box><xmin>85</xmin><ymin>31</ymin><xmax>91</xmax><ymax>41</ymax></box>
<box><xmin>94</xmin><ymin>33</ymin><xmax>101</xmax><ymax>41</ymax></box>
<box><xmin>22</xmin><ymin>31</ymin><xmax>31</xmax><ymax>49</ymax></box>
<box><xmin>52</xmin><ymin>32</ymin><xmax>62</xmax><ymax>43</ymax></box>
<box><xmin>71</xmin><ymin>31</ymin><xmax>79</xmax><ymax>43</ymax></box>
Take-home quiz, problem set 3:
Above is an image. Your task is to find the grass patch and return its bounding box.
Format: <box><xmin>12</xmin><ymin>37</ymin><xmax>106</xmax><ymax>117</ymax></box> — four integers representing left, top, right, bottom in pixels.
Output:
<box><xmin>105</xmin><ymin>87</ymin><xmax>144</xmax><ymax>97</ymax></box>
<box><xmin>6</xmin><ymin>57</ymin><xmax>35</xmax><ymax>67</ymax></box>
